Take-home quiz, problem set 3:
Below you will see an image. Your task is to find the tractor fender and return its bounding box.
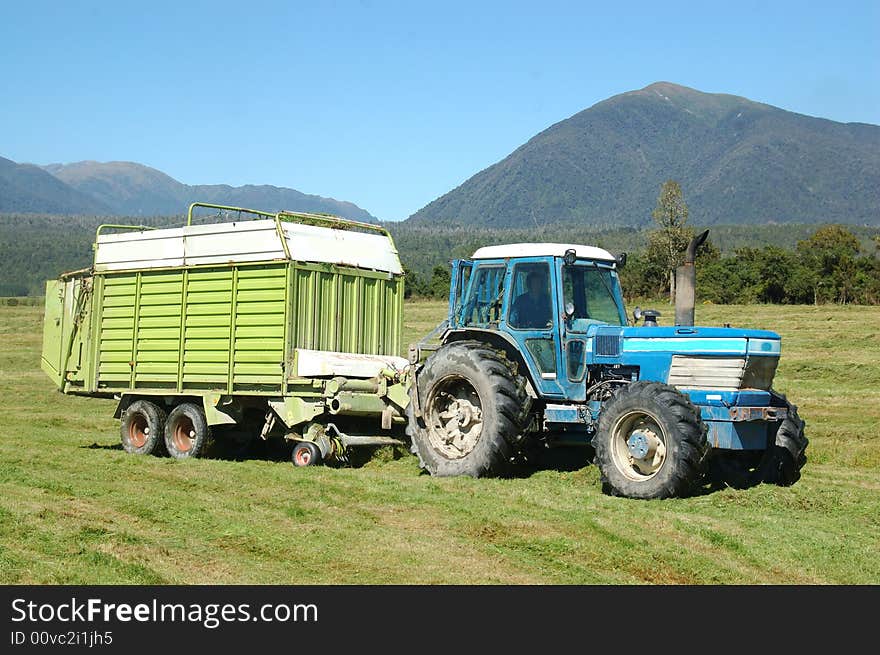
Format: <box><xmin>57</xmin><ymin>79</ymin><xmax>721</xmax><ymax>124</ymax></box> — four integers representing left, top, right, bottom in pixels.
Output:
<box><xmin>442</xmin><ymin>328</ymin><xmax>539</xmax><ymax>398</ymax></box>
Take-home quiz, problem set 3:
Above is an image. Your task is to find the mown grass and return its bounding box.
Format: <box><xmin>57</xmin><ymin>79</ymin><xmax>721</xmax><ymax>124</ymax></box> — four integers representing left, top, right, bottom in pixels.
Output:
<box><xmin>0</xmin><ymin>301</ymin><xmax>878</xmax><ymax>584</ymax></box>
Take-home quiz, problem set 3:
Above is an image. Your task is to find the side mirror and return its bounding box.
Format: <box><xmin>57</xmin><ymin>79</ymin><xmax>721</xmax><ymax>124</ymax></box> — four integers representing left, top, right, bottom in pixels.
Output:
<box><xmin>563</xmin><ymin>249</ymin><xmax>577</xmax><ymax>266</ymax></box>
<box><xmin>616</xmin><ymin>252</ymin><xmax>627</xmax><ymax>269</ymax></box>
<box><xmin>565</xmin><ymin>302</ymin><xmax>576</xmax><ymax>320</ymax></box>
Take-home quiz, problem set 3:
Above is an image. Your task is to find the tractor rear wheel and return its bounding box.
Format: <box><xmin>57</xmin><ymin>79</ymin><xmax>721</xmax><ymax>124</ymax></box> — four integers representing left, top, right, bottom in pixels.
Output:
<box><xmin>407</xmin><ymin>341</ymin><xmax>532</xmax><ymax>477</ymax></box>
<box><xmin>164</xmin><ymin>403</ymin><xmax>212</xmax><ymax>459</ymax></box>
<box><xmin>594</xmin><ymin>382</ymin><xmax>709</xmax><ymax>499</ymax></box>
<box><xmin>120</xmin><ymin>399</ymin><xmax>167</xmax><ymax>455</ymax></box>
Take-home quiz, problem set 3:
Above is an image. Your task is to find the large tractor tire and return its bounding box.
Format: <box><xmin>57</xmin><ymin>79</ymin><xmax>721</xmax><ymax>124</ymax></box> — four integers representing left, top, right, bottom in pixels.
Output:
<box><xmin>407</xmin><ymin>341</ymin><xmax>532</xmax><ymax>478</ymax></box>
<box><xmin>593</xmin><ymin>382</ymin><xmax>709</xmax><ymax>499</ymax></box>
<box><xmin>120</xmin><ymin>399</ymin><xmax>167</xmax><ymax>456</ymax></box>
<box><xmin>164</xmin><ymin>403</ymin><xmax>213</xmax><ymax>460</ymax></box>
<box><xmin>708</xmin><ymin>397</ymin><xmax>807</xmax><ymax>489</ymax></box>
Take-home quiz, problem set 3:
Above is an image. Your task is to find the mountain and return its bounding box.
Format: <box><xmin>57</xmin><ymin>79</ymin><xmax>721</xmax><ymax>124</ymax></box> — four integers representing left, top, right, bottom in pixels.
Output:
<box><xmin>41</xmin><ymin>161</ymin><xmax>186</xmax><ymax>216</ymax></box>
<box><xmin>42</xmin><ymin>161</ymin><xmax>378</xmax><ymax>222</ymax></box>
<box><xmin>0</xmin><ymin>156</ymin><xmax>110</xmax><ymax>214</ymax></box>
<box><xmin>0</xmin><ymin>157</ymin><xmax>377</xmax><ymax>222</ymax></box>
<box><xmin>408</xmin><ymin>82</ymin><xmax>880</xmax><ymax>227</ymax></box>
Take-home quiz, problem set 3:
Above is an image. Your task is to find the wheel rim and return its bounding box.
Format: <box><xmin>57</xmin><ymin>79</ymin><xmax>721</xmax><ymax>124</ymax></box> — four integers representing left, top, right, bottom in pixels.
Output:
<box><xmin>172</xmin><ymin>415</ymin><xmax>196</xmax><ymax>453</ymax></box>
<box><xmin>295</xmin><ymin>446</ymin><xmax>311</xmax><ymax>466</ymax></box>
<box><xmin>425</xmin><ymin>375</ymin><xmax>483</xmax><ymax>459</ymax></box>
<box><xmin>128</xmin><ymin>413</ymin><xmax>149</xmax><ymax>449</ymax></box>
<box><xmin>610</xmin><ymin>410</ymin><xmax>668</xmax><ymax>481</ymax></box>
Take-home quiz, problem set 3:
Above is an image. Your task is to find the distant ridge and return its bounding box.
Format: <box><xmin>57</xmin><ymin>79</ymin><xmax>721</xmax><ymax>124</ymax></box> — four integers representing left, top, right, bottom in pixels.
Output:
<box><xmin>0</xmin><ymin>156</ymin><xmax>110</xmax><ymax>214</ymax></box>
<box><xmin>408</xmin><ymin>82</ymin><xmax>880</xmax><ymax>227</ymax></box>
<box><xmin>0</xmin><ymin>157</ymin><xmax>378</xmax><ymax>222</ymax></box>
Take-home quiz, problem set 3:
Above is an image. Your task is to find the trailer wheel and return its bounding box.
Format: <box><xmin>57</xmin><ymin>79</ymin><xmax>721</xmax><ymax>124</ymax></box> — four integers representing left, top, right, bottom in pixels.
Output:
<box><xmin>292</xmin><ymin>441</ymin><xmax>322</xmax><ymax>467</ymax></box>
<box><xmin>708</xmin><ymin>398</ymin><xmax>807</xmax><ymax>488</ymax></box>
<box><xmin>120</xmin><ymin>400</ymin><xmax>167</xmax><ymax>455</ymax></box>
<box><xmin>594</xmin><ymin>382</ymin><xmax>709</xmax><ymax>499</ymax></box>
<box><xmin>407</xmin><ymin>340</ymin><xmax>532</xmax><ymax>478</ymax></box>
<box><xmin>164</xmin><ymin>403</ymin><xmax>212</xmax><ymax>459</ymax></box>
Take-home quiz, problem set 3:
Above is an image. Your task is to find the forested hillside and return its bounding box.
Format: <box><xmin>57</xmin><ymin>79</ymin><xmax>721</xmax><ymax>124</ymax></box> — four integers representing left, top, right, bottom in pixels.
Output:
<box><xmin>409</xmin><ymin>82</ymin><xmax>880</xmax><ymax>228</ymax></box>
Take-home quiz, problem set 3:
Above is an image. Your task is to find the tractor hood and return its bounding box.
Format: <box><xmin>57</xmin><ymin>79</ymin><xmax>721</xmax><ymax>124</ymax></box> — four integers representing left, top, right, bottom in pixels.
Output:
<box><xmin>613</xmin><ymin>325</ymin><xmax>780</xmax><ymax>356</ymax></box>
<box><xmin>586</xmin><ymin>324</ymin><xmax>781</xmax><ymax>406</ymax></box>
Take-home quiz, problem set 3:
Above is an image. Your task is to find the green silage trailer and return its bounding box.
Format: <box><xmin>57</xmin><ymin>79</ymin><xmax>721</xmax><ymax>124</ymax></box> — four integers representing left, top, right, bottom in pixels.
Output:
<box><xmin>41</xmin><ymin>203</ymin><xmax>410</xmax><ymax>464</ymax></box>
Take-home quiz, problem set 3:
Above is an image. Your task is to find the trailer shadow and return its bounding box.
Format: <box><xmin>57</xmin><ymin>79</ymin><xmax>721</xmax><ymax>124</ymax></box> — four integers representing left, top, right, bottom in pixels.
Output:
<box><xmin>85</xmin><ymin>442</ymin><xmax>122</xmax><ymax>451</ymax></box>
<box><xmin>78</xmin><ymin>436</ymin><xmax>405</xmax><ymax>468</ymax></box>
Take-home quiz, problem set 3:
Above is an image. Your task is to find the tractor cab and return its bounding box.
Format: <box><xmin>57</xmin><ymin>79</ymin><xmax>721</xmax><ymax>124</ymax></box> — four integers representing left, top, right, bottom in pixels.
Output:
<box><xmin>445</xmin><ymin>243</ymin><xmax>627</xmax><ymax>401</ymax></box>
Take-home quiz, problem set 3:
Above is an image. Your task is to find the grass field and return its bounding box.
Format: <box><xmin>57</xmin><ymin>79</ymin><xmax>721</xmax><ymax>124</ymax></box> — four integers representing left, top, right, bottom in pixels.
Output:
<box><xmin>1</xmin><ymin>300</ymin><xmax>878</xmax><ymax>584</ymax></box>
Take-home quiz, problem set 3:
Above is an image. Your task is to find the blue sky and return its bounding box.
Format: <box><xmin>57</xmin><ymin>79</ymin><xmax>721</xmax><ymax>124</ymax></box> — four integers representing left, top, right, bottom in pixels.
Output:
<box><xmin>1</xmin><ymin>0</ymin><xmax>878</xmax><ymax>220</ymax></box>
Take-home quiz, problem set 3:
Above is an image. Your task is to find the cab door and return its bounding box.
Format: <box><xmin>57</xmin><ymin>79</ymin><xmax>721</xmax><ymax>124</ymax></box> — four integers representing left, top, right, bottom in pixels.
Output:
<box><xmin>555</xmin><ymin>259</ymin><xmax>629</xmax><ymax>403</ymax></box>
<box><xmin>502</xmin><ymin>259</ymin><xmax>565</xmax><ymax>398</ymax></box>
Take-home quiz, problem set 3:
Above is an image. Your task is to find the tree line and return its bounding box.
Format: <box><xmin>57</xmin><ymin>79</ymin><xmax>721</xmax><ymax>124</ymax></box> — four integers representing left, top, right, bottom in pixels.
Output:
<box><xmin>1</xmin><ymin>201</ymin><xmax>879</xmax><ymax>305</ymax></box>
<box><xmin>620</xmin><ymin>181</ymin><xmax>880</xmax><ymax>305</ymax></box>
<box><xmin>403</xmin><ymin>181</ymin><xmax>880</xmax><ymax>305</ymax></box>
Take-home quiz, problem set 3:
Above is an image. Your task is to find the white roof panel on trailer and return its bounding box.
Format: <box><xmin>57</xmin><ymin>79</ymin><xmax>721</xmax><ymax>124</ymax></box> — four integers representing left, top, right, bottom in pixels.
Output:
<box><xmin>282</xmin><ymin>222</ymin><xmax>403</xmax><ymax>274</ymax></box>
<box><xmin>471</xmin><ymin>242</ymin><xmax>616</xmax><ymax>262</ymax></box>
<box><xmin>94</xmin><ymin>219</ymin><xmax>403</xmax><ymax>274</ymax></box>
<box><xmin>294</xmin><ymin>349</ymin><xmax>409</xmax><ymax>378</ymax></box>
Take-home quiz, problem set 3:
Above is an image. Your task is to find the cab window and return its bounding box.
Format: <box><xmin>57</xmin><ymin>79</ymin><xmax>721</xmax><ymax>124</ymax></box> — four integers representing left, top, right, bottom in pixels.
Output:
<box><xmin>563</xmin><ymin>265</ymin><xmax>624</xmax><ymax>330</ymax></box>
<box><xmin>461</xmin><ymin>265</ymin><xmax>505</xmax><ymax>326</ymax></box>
<box><xmin>508</xmin><ymin>262</ymin><xmax>552</xmax><ymax>330</ymax></box>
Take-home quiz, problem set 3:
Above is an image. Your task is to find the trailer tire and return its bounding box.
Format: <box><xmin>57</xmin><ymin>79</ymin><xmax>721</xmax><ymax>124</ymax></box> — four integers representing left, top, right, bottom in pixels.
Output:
<box><xmin>292</xmin><ymin>441</ymin><xmax>322</xmax><ymax>467</ymax></box>
<box><xmin>407</xmin><ymin>340</ymin><xmax>532</xmax><ymax>478</ymax></box>
<box><xmin>164</xmin><ymin>403</ymin><xmax>212</xmax><ymax>459</ymax></box>
<box><xmin>709</xmin><ymin>397</ymin><xmax>807</xmax><ymax>488</ymax></box>
<box><xmin>120</xmin><ymin>400</ymin><xmax>167</xmax><ymax>456</ymax></box>
<box><xmin>594</xmin><ymin>382</ymin><xmax>709</xmax><ymax>499</ymax></box>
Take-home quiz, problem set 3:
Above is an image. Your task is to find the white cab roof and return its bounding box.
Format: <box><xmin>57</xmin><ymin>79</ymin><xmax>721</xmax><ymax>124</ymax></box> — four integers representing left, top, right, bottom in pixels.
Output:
<box><xmin>471</xmin><ymin>242</ymin><xmax>616</xmax><ymax>262</ymax></box>
<box><xmin>94</xmin><ymin>219</ymin><xmax>403</xmax><ymax>275</ymax></box>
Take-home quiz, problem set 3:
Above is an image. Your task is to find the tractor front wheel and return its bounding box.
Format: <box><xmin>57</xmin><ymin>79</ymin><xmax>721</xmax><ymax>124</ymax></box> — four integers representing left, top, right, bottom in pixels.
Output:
<box><xmin>708</xmin><ymin>397</ymin><xmax>807</xmax><ymax>489</ymax></box>
<box><xmin>594</xmin><ymin>382</ymin><xmax>709</xmax><ymax>499</ymax></box>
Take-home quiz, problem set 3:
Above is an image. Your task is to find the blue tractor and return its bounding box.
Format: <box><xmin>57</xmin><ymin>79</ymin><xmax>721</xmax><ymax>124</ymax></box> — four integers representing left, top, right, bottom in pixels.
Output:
<box><xmin>406</xmin><ymin>236</ymin><xmax>807</xmax><ymax>499</ymax></box>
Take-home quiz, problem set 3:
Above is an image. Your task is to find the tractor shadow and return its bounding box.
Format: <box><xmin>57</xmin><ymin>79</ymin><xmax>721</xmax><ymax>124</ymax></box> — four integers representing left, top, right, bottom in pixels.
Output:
<box><xmin>513</xmin><ymin>446</ymin><xmax>747</xmax><ymax>497</ymax></box>
<box><xmin>527</xmin><ymin>446</ymin><xmax>596</xmax><ymax>474</ymax></box>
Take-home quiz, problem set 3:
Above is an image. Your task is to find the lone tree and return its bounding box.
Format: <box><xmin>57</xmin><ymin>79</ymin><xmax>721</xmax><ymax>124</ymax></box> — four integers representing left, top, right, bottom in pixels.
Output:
<box><xmin>648</xmin><ymin>180</ymin><xmax>691</xmax><ymax>301</ymax></box>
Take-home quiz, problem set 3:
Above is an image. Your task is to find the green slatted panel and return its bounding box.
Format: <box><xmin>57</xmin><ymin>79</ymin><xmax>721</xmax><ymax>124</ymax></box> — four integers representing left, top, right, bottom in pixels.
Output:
<box><xmin>134</xmin><ymin>271</ymin><xmax>183</xmax><ymax>385</ymax></box>
<box><xmin>294</xmin><ymin>268</ymin><xmax>316</xmax><ymax>350</ymax></box>
<box><xmin>361</xmin><ymin>277</ymin><xmax>379</xmax><ymax>354</ymax></box>
<box><xmin>337</xmin><ymin>272</ymin><xmax>360</xmax><ymax>353</ymax></box>
<box><xmin>233</xmin><ymin>264</ymin><xmax>286</xmax><ymax>387</ymax></box>
<box><xmin>382</xmin><ymin>276</ymin><xmax>403</xmax><ymax>356</ymax></box>
<box><xmin>289</xmin><ymin>264</ymin><xmax>403</xmax><ymax>358</ymax></box>
<box><xmin>316</xmin><ymin>271</ymin><xmax>337</xmax><ymax>351</ymax></box>
<box><xmin>183</xmin><ymin>269</ymin><xmax>233</xmax><ymax>387</ymax></box>
<box><xmin>98</xmin><ymin>274</ymin><xmax>137</xmax><ymax>385</ymax></box>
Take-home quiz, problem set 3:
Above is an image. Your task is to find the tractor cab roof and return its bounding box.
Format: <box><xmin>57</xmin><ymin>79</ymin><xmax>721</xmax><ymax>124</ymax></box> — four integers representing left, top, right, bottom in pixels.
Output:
<box><xmin>471</xmin><ymin>243</ymin><xmax>616</xmax><ymax>262</ymax></box>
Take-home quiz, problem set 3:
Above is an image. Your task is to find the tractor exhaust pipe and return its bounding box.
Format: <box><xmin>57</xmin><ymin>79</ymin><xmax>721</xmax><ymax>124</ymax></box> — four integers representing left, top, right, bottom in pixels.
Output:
<box><xmin>675</xmin><ymin>229</ymin><xmax>709</xmax><ymax>326</ymax></box>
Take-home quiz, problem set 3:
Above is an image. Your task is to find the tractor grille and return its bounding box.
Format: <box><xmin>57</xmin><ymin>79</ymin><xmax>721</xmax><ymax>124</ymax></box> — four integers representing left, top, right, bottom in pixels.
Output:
<box><xmin>594</xmin><ymin>333</ymin><xmax>622</xmax><ymax>357</ymax></box>
<box><xmin>667</xmin><ymin>355</ymin><xmax>778</xmax><ymax>391</ymax></box>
